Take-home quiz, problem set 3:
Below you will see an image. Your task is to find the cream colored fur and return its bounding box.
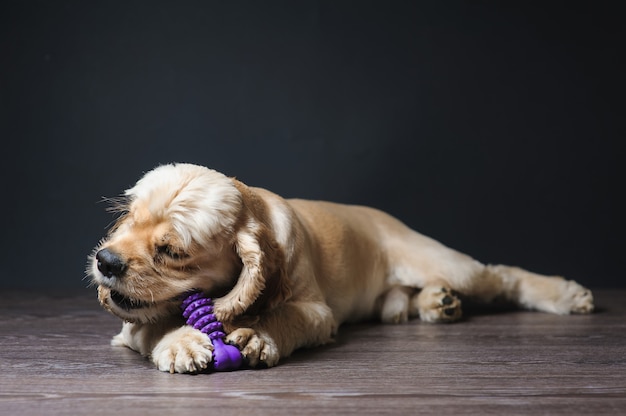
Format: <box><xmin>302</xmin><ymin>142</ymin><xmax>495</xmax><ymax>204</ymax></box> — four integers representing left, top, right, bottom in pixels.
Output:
<box><xmin>89</xmin><ymin>163</ymin><xmax>594</xmax><ymax>373</ymax></box>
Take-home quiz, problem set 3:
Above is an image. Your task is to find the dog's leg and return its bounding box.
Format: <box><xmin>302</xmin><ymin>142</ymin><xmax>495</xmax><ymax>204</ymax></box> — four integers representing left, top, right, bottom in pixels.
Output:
<box><xmin>112</xmin><ymin>319</ymin><xmax>214</xmax><ymax>374</ymax></box>
<box><xmin>451</xmin><ymin>264</ymin><xmax>594</xmax><ymax>315</ymax></box>
<box><xmin>224</xmin><ymin>300</ymin><xmax>336</xmax><ymax>368</ymax></box>
<box><xmin>474</xmin><ymin>265</ymin><xmax>594</xmax><ymax>314</ymax></box>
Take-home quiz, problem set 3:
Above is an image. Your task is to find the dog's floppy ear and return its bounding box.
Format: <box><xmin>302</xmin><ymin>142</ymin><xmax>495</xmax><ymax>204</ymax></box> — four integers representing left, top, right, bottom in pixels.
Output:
<box><xmin>213</xmin><ymin>181</ymin><xmax>292</xmax><ymax>323</ymax></box>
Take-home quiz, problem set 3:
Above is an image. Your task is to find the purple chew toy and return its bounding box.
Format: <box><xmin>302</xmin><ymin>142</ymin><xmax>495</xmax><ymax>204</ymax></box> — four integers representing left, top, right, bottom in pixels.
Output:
<box><xmin>181</xmin><ymin>292</ymin><xmax>243</xmax><ymax>371</ymax></box>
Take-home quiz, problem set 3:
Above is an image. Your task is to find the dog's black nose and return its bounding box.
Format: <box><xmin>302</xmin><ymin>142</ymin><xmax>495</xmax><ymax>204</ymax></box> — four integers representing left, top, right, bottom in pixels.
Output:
<box><xmin>96</xmin><ymin>248</ymin><xmax>127</xmax><ymax>278</ymax></box>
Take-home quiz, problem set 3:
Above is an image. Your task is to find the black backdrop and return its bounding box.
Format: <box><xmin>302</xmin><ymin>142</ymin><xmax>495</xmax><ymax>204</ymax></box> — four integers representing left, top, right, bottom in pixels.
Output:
<box><xmin>1</xmin><ymin>1</ymin><xmax>623</xmax><ymax>289</ymax></box>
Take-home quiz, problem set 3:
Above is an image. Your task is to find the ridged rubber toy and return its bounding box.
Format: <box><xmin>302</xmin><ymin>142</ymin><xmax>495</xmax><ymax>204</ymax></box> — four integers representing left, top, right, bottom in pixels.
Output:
<box><xmin>180</xmin><ymin>292</ymin><xmax>243</xmax><ymax>371</ymax></box>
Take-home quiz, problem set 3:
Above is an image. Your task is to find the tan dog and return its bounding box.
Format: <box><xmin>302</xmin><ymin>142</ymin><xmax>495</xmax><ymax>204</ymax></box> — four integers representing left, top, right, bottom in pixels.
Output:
<box><xmin>89</xmin><ymin>163</ymin><xmax>594</xmax><ymax>373</ymax></box>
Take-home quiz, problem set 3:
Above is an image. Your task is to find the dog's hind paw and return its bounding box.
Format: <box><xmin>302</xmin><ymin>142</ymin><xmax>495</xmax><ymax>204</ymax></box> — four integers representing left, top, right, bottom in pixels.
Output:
<box><xmin>413</xmin><ymin>285</ymin><xmax>462</xmax><ymax>323</ymax></box>
<box><xmin>555</xmin><ymin>281</ymin><xmax>594</xmax><ymax>315</ymax></box>
<box><xmin>569</xmin><ymin>287</ymin><xmax>594</xmax><ymax>314</ymax></box>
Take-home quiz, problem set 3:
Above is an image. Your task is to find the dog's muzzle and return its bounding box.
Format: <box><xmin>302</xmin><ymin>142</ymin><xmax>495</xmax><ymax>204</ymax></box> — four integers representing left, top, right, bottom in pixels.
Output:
<box><xmin>109</xmin><ymin>290</ymin><xmax>151</xmax><ymax>310</ymax></box>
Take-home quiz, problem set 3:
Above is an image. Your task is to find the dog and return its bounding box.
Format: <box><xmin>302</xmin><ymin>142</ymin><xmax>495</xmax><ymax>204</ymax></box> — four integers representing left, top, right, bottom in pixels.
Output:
<box><xmin>89</xmin><ymin>163</ymin><xmax>594</xmax><ymax>373</ymax></box>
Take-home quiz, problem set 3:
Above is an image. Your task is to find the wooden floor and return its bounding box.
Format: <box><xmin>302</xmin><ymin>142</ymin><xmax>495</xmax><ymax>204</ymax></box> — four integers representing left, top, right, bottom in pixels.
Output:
<box><xmin>1</xmin><ymin>290</ymin><xmax>625</xmax><ymax>415</ymax></box>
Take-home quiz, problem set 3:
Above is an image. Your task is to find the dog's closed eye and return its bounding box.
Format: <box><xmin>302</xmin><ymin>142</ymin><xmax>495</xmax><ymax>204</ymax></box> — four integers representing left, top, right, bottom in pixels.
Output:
<box><xmin>156</xmin><ymin>245</ymin><xmax>187</xmax><ymax>260</ymax></box>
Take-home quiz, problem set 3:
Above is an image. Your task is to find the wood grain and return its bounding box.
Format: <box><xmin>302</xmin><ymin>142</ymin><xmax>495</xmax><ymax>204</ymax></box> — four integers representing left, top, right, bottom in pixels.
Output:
<box><xmin>1</xmin><ymin>289</ymin><xmax>625</xmax><ymax>415</ymax></box>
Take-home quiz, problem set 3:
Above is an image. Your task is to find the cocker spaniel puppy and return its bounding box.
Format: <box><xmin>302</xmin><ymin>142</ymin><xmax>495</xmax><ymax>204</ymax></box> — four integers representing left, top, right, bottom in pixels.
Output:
<box><xmin>89</xmin><ymin>163</ymin><xmax>594</xmax><ymax>373</ymax></box>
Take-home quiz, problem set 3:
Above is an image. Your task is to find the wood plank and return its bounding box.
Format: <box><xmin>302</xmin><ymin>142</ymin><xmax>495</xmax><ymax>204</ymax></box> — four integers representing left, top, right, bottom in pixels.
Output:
<box><xmin>1</xmin><ymin>290</ymin><xmax>625</xmax><ymax>415</ymax></box>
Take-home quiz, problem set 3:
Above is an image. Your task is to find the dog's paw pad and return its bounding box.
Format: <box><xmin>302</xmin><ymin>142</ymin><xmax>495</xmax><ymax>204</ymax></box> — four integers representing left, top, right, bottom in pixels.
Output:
<box><xmin>415</xmin><ymin>286</ymin><xmax>462</xmax><ymax>323</ymax></box>
<box><xmin>441</xmin><ymin>295</ymin><xmax>454</xmax><ymax>305</ymax></box>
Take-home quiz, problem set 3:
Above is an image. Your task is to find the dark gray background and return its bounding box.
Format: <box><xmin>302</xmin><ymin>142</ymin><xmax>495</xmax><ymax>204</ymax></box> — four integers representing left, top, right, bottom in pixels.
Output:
<box><xmin>1</xmin><ymin>1</ymin><xmax>623</xmax><ymax>289</ymax></box>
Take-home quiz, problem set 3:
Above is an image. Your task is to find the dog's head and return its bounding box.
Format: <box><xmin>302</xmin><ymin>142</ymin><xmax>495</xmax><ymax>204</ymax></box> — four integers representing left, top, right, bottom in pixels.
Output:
<box><xmin>88</xmin><ymin>163</ymin><xmax>290</xmax><ymax>324</ymax></box>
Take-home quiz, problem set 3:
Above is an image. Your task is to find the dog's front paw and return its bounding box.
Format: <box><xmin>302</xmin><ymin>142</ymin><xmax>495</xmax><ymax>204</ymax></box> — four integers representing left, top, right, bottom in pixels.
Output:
<box><xmin>414</xmin><ymin>285</ymin><xmax>462</xmax><ymax>323</ymax></box>
<box><xmin>151</xmin><ymin>326</ymin><xmax>214</xmax><ymax>374</ymax></box>
<box><xmin>225</xmin><ymin>328</ymin><xmax>280</xmax><ymax>368</ymax></box>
